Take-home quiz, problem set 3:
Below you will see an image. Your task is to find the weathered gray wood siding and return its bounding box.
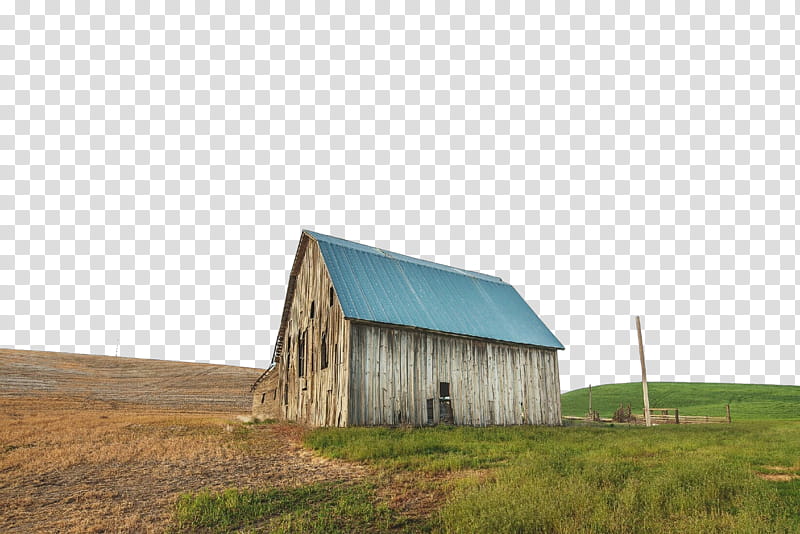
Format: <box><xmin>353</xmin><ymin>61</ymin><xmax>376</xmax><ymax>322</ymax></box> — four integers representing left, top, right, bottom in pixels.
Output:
<box><xmin>348</xmin><ymin>322</ymin><xmax>561</xmax><ymax>426</ymax></box>
<box><xmin>274</xmin><ymin>238</ymin><xmax>350</xmax><ymax>426</ymax></box>
<box><xmin>252</xmin><ymin>369</ymin><xmax>280</xmax><ymax>419</ymax></box>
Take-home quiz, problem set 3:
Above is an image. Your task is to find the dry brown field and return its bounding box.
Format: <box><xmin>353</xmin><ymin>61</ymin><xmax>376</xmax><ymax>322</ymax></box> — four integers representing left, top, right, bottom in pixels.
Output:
<box><xmin>0</xmin><ymin>349</ymin><xmax>367</xmax><ymax>533</ymax></box>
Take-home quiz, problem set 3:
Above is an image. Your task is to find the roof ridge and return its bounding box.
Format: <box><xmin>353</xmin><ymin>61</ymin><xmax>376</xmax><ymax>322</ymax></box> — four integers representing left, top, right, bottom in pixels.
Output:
<box><xmin>303</xmin><ymin>229</ymin><xmax>505</xmax><ymax>284</ymax></box>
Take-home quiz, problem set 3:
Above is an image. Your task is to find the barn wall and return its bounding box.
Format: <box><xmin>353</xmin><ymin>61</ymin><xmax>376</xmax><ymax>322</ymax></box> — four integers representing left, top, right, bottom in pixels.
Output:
<box><xmin>348</xmin><ymin>322</ymin><xmax>561</xmax><ymax>426</ymax></box>
<box><xmin>271</xmin><ymin>237</ymin><xmax>350</xmax><ymax>426</ymax></box>
<box><xmin>251</xmin><ymin>368</ymin><xmax>280</xmax><ymax>419</ymax></box>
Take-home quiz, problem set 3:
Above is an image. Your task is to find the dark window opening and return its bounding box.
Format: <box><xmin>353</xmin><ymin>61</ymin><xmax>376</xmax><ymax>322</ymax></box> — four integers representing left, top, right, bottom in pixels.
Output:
<box><xmin>321</xmin><ymin>331</ymin><xmax>328</xmax><ymax>369</ymax></box>
<box><xmin>310</xmin><ymin>301</ymin><xmax>315</xmax><ymax>319</ymax></box>
<box><xmin>439</xmin><ymin>382</ymin><xmax>450</xmax><ymax>398</ymax></box>
<box><xmin>329</xmin><ymin>286</ymin><xmax>334</xmax><ymax>306</ymax></box>
<box><xmin>283</xmin><ymin>383</ymin><xmax>288</xmax><ymax>405</ymax></box>
<box><xmin>426</xmin><ymin>399</ymin><xmax>434</xmax><ymax>424</ymax></box>
<box><xmin>260</xmin><ymin>392</ymin><xmax>266</xmax><ymax>404</ymax></box>
<box><xmin>298</xmin><ymin>332</ymin><xmax>305</xmax><ymax>377</ymax></box>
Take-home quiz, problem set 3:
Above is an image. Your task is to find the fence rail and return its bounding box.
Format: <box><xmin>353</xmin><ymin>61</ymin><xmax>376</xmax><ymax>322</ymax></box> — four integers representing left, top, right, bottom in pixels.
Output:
<box><xmin>667</xmin><ymin>415</ymin><xmax>729</xmax><ymax>424</ymax></box>
<box><xmin>645</xmin><ymin>406</ymin><xmax>732</xmax><ymax>425</ymax></box>
<box><xmin>564</xmin><ymin>405</ymin><xmax>732</xmax><ymax>425</ymax></box>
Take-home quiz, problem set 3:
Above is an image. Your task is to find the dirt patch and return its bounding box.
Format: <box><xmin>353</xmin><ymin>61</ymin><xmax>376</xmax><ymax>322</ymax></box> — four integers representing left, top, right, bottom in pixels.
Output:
<box><xmin>375</xmin><ymin>468</ymin><xmax>494</xmax><ymax>522</ymax></box>
<box><xmin>757</xmin><ymin>473</ymin><xmax>800</xmax><ymax>482</ymax></box>
<box><xmin>0</xmin><ymin>397</ymin><xmax>368</xmax><ymax>533</ymax></box>
<box><xmin>761</xmin><ymin>465</ymin><xmax>797</xmax><ymax>471</ymax></box>
<box><xmin>756</xmin><ymin>465</ymin><xmax>800</xmax><ymax>482</ymax></box>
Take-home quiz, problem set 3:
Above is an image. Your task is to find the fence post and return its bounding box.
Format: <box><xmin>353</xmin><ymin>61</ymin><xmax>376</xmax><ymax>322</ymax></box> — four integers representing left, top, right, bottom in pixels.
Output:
<box><xmin>636</xmin><ymin>316</ymin><xmax>651</xmax><ymax>427</ymax></box>
<box><xmin>589</xmin><ymin>384</ymin><xmax>592</xmax><ymax>413</ymax></box>
<box><xmin>726</xmin><ymin>404</ymin><xmax>731</xmax><ymax>423</ymax></box>
<box><xmin>675</xmin><ymin>408</ymin><xmax>679</xmax><ymax>424</ymax></box>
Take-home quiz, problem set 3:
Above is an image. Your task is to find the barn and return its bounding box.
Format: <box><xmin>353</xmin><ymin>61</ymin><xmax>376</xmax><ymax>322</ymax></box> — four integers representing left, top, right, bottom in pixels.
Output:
<box><xmin>251</xmin><ymin>230</ymin><xmax>564</xmax><ymax>427</ymax></box>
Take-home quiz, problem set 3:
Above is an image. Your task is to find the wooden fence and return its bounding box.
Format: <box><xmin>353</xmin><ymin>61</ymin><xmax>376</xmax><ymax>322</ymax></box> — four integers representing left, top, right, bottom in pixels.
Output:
<box><xmin>563</xmin><ymin>405</ymin><xmax>732</xmax><ymax>425</ymax></box>
<box><xmin>642</xmin><ymin>406</ymin><xmax>731</xmax><ymax>425</ymax></box>
<box><xmin>642</xmin><ymin>410</ymin><xmax>731</xmax><ymax>425</ymax></box>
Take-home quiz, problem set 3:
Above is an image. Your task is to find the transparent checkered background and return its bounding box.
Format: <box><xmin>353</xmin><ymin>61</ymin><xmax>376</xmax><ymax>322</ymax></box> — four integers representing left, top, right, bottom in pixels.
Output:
<box><xmin>2</xmin><ymin>1</ymin><xmax>798</xmax><ymax>392</ymax></box>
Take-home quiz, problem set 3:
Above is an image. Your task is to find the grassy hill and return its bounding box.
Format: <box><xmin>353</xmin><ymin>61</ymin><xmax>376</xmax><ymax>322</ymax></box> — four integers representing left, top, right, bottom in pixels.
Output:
<box><xmin>561</xmin><ymin>382</ymin><xmax>800</xmax><ymax>421</ymax></box>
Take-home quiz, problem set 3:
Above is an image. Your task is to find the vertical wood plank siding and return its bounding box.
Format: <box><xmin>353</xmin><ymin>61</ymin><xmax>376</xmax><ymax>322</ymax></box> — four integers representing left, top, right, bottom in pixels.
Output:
<box><xmin>251</xmin><ymin>369</ymin><xmax>280</xmax><ymax>419</ymax></box>
<box><xmin>348</xmin><ymin>322</ymin><xmax>561</xmax><ymax>426</ymax></box>
<box><xmin>256</xmin><ymin>237</ymin><xmax>349</xmax><ymax>426</ymax></box>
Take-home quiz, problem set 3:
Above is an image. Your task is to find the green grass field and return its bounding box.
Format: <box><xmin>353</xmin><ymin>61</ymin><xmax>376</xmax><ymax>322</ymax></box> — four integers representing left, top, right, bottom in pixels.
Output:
<box><xmin>306</xmin><ymin>422</ymin><xmax>800</xmax><ymax>533</ymax></box>
<box><xmin>561</xmin><ymin>381</ymin><xmax>800</xmax><ymax>420</ymax></box>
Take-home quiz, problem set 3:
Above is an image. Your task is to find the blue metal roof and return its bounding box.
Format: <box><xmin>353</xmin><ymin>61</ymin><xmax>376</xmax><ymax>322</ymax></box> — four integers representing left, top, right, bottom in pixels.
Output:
<box><xmin>304</xmin><ymin>230</ymin><xmax>564</xmax><ymax>350</ymax></box>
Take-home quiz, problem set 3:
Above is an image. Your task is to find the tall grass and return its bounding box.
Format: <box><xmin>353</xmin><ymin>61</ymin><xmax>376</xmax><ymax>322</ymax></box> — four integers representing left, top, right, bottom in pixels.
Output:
<box><xmin>440</xmin><ymin>444</ymin><xmax>794</xmax><ymax>533</ymax></box>
<box><xmin>170</xmin><ymin>482</ymin><xmax>412</xmax><ymax>533</ymax></box>
<box><xmin>307</xmin><ymin>422</ymin><xmax>800</xmax><ymax>533</ymax></box>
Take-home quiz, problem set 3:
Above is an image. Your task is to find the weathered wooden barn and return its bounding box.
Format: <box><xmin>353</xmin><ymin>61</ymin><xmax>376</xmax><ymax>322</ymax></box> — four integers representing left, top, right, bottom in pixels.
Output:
<box><xmin>251</xmin><ymin>230</ymin><xmax>564</xmax><ymax>427</ymax></box>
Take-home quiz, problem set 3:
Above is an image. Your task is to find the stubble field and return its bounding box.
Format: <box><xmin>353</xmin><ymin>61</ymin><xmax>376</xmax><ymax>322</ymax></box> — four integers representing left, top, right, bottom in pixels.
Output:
<box><xmin>0</xmin><ymin>349</ymin><xmax>368</xmax><ymax>533</ymax></box>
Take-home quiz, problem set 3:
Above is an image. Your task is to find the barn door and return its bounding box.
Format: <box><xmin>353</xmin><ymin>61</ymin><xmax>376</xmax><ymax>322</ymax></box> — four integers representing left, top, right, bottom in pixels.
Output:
<box><xmin>439</xmin><ymin>400</ymin><xmax>453</xmax><ymax>424</ymax></box>
<box><xmin>439</xmin><ymin>382</ymin><xmax>453</xmax><ymax>424</ymax></box>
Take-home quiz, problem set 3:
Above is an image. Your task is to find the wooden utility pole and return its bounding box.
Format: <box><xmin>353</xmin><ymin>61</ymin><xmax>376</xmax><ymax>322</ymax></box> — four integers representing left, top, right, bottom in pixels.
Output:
<box><xmin>636</xmin><ymin>316</ymin><xmax>652</xmax><ymax>427</ymax></box>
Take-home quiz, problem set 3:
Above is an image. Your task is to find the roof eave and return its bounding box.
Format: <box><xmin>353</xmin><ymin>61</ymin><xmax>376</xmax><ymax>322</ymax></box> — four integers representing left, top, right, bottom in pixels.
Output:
<box><xmin>346</xmin><ymin>317</ymin><xmax>565</xmax><ymax>351</ymax></box>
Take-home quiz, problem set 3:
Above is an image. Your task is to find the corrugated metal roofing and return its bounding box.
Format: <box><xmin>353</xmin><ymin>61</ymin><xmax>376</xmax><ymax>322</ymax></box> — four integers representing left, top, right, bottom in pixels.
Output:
<box><xmin>304</xmin><ymin>230</ymin><xmax>564</xmax><ymax>350</ymax></box>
